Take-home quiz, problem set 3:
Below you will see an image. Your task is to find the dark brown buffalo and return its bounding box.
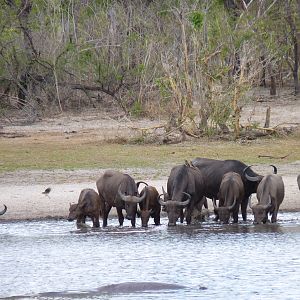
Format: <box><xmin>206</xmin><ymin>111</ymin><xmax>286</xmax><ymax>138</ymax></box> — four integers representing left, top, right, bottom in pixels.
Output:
<box><xmin>68</xmin><ymin>189</ymin><xmax>101</xmax><ymax>228</ymax></box>
<box><xmin>138</xmin><ymin>185</ymin><xmax>161</xmax><ymax>227</ymax></box>
<box><xmin>159</xmin><ymin>163</ymin><xmax>205</xmax><ymax>226</ymax></box>
<box><xmin>0</xmin><ymin>204</ymin><xmax>7</xmax><ymax>216</ymax></box>
<box><xmin>96</xmin><ymin>170</ymin><xmax>147</xmax><ymax>227</ymax></box>
<box><xmin>246</xmin><ymin>165</ymin><xmax>285</xmax><ymax>224</ymax></box>
<box><xmin>213</xmin><ymin>172</ymin><xmax>244</xmax><ymax>224</ymax></box>
<box><xmin>191</xmin><ymin>158</ymin><xmax>263</xmax><ymax>221</ymax></box>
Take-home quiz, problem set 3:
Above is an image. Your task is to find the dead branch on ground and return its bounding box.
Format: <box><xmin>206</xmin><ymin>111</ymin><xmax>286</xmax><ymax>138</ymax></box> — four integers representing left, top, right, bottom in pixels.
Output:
<box><xmin>258</xmin><ymin>153</ymin><xmax>290</xmax><ymax>159</ymax></box>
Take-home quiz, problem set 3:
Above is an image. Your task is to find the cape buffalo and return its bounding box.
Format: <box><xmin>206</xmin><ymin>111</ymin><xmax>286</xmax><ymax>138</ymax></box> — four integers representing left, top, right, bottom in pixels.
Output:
<box><xmin>246</xmin><ymin>165</ymin><xmax>285</xmax><ymax>224</ymax></box>
<box><xmin>159</xmin><ymin>162</ymin><xmax>205</xmax><ymax>226</ymax></box>
<box><xmin>213</xmin><ymin>172</ymin><xmax>244</xmax><ymax>224</ymax></box>
<box><xmin>191</xmin><ymin>158</ymin><xmax>263</xmax><ymax>221</ymax></box>
<box><xmin>138</xmin><ymin>185</ymin><xmax>161</xmax><ymax>227</ymax></box>
<box><xmin>96</xmin><ymin>170</ymin><xmax>147</xmax><ymax>227</ymax></box>
<box><xmin>68</xmin><ymin>188</ymin><xmax>102</xmax><ymax>228</ymax></box>
<box><xmin>0</xmin><ymin>204</ymin><xmax>7</xmax><ymax>216</ymax></box>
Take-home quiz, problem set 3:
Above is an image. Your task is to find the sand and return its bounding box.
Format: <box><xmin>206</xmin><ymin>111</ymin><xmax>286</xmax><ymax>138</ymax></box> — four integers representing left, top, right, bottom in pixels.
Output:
<box><xmin>0</xmin><ymin>165</ymin><xmax>299</xmax><ymax>221</ymax></box>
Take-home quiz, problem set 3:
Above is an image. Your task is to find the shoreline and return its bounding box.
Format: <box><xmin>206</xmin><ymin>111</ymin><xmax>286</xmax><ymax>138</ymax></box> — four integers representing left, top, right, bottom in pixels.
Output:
<box><xmin>0</xmin><ymin>171</ymin><xmax>299</xmax><ymax>222</ymax></box>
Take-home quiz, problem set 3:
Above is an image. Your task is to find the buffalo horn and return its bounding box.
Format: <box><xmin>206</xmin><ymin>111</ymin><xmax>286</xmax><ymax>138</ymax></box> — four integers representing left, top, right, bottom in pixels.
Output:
<box><xmin>243</xmin><ymin>165</ymin><xmax>261</xmax><ymax>182</ymax></box>
<box><xmin>228</xmin><ymin>197</ymin><xmax>236</xmax><ymax>211</ymax></box>
<box><xmin>0</xmin><ymin>204</ymin><xmax>7</xmax><ymax>215</ymax></box>
<box><xmin>162</xmin><ymin>186</ymin><xmax>168</xmax><ymax>200</ymax></box>
<box><xmin>158</xmin><ymin>198</ymin><xmax>167</xmax><ymax>206</ymax></box>
<box><xmin>118</xmin><ymin>187</ymin><xmax>147</xmax><ymax>203</ymax></box>
<box><xmin>158</xmin><ymin>198</ymin><xmax>190</xmax><ymax>207</ymax></box>
<box><xmin>136</xmin><ymin>181</ymin><xmax>148</xmax><ymax>189</ymax></box>
<box><xmin>176</xmin><ymin>192</ymin><xmax>191</xmax><ymax>207</ymax></box>
<box><xmin>270</xmin><ymin>165</ymin><xmax>277</xmax><ymax>174</ymax></box>
<box><xmin>265</xmin><ymin>195</ymin><xmax>273</xmax><ymax>210</ymax></box>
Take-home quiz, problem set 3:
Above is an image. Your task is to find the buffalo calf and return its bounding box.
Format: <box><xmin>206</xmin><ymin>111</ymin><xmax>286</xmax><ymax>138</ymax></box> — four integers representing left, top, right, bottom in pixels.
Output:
<box><xmin>213</xmin><ymin>172</ymin><xmax>244</xmax><ymax>224</ymax></box>
<box><xmin>139</xmin><ymin>186</ymin><xmax>161</xmax><ymax>227</ymax></box>
<box><xmin>249</xmin><ymin>167</ymin><xmax>284</xmax><ymax>224</ymax></box>
<box><xmin>68</xmin><ymin>188</ymin><xmax>102</xmax><ymax>228</ymax></box>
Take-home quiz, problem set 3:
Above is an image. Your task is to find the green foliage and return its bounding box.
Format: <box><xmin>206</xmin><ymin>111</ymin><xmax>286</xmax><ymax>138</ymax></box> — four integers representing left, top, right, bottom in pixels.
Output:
<box><xmin>155</xmin><ymin>78</ymin><xmax>172</xmax><ymax>103</ymax></box>
<box><xmin>189</xmin><ymin>11</ymin><xmax>204</xmax><ymax>30</ymax></box>
<box><xmin>130</xmin><ymin>101</ymin><xmax>143</xmax><ymax>117</ymax></box>
<box><xmin>209</xmin><ymin>97</ymin><xmax>232</xmax><ymax>128</ymax></box>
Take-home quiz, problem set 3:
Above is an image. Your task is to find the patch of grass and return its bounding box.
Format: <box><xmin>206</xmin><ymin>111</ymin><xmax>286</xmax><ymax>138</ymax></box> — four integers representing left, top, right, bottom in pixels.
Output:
<box><xmin>0</xmin><ymin>132</ymin><xmax>299</xmax><ymax>173</ymax></box>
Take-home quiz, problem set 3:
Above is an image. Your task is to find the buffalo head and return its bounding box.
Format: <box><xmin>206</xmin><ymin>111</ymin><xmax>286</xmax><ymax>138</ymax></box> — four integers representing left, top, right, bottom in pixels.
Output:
<box><xmin>213</xmin><ymin>198</ymin><xmax>236</xmax><ymax>224</ymax></box>
<box><xmin>159</xmin><ymin>191</ymin><xmax>191</xmax><ymax>226</ymax></box>
<box><xmin>249</xmin><ymin>196</ymin><xmax>272</xmax><ymax>224</ymax></box>
<box><xmin>0</xmin><ymin>204</ymin><xmax>7</xmax><ymax>216</ymax></box>
<box><xmin>67</xmin><ymin>203</ymin><xmax>78</xmax><ymax>221</ymax></box>
<box><xmin>140</xmin><ymin>209</ymin><xmax>153</xmax><ymax>227</ymax></box>
<box><xmin>118</xmin><ymin>187</ymin><xmax>147</xmax><ymax>220</ymax></box>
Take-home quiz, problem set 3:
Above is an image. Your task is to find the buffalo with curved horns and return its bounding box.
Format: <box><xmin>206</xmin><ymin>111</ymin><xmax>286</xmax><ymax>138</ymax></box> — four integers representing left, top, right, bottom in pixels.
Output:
<box><xmin>68</xmin><ymin>188</ymin><xmax>102</xmax><ymax>228</ymax></box>
<box><xmin>246</xmin><ymin>165</ymin><xmax>285</xmax><ymax>224</ymax></box>
<box><xmin>213</xmin><ymin>172</ymin><xmax>244</xmax><ymax>224</ymax></box>
<box><xmin>96</xmin><ymin>170</ymin><xmax>147</xmax><ymax>227</ymax></box>
<box><xmin>0</xmin><ymin>204</ymin><xmax>7</xmax><ymax>216</ymax></box>
<box><xmin>137</xmin><ymin>182</ymin><xmax>161</xmax><ymax>227</ymax></box>
<box><xmin>191</xmin><ymin>158</ymin><xmax>263</xmax><ymax>221</ymax></box>
<box><xmin>159</xmin><ymin>162</ymin><xmax>205</xmax><ymax>226</ymax></box>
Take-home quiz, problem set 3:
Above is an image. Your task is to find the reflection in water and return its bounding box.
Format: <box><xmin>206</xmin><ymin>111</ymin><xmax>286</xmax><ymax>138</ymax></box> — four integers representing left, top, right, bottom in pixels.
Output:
<box><xmin>0</xmin><ymin>213</ymin><xmax>300</xmax><ymax>299</ymax></box>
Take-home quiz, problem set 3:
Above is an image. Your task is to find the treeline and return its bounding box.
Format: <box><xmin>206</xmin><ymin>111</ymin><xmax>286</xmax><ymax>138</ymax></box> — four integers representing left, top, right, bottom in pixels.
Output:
<box><xmin>0</xmin><ymin>0</ymin><xmax>299</xmax><ymax>137</ymax></box>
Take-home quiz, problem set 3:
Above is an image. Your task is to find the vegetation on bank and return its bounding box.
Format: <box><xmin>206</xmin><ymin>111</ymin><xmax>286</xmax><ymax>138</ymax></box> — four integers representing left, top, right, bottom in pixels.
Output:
<box><xmin>1</xmin><ymin>1</ymin><xmax>300</xmax><ymax>140</ymax></box>
<box><xmin>0</xmin><ymin>131</ymin><xmax>299</xmax><ymax>173</ymax></box>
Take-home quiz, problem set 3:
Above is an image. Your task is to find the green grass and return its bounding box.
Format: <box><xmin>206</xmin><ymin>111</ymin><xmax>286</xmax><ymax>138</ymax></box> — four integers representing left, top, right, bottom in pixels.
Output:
<box><xmin>0</xmin><ymin>133</ymin><xmax>299</xmax><ymax>173</ymax></box>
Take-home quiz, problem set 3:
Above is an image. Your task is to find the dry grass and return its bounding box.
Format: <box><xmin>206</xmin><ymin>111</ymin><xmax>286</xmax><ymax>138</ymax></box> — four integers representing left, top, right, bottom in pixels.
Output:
<box><xmin>0</xmin><ymin>130</ymin><xmax>299</xmax><ymax>173</ymax></box>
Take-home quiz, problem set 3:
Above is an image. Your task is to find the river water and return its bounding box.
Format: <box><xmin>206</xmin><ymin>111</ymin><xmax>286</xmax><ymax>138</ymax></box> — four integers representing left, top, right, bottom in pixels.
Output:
<box><xmin>1</xmin><ymin>213</ymin><xmax>300</xmax><ymax>299</ymax></box>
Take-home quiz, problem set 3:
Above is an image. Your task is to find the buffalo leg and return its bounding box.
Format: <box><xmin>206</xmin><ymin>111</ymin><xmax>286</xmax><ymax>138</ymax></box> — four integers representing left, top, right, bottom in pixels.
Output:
<box><xmin>92</xmin><ymin>215</ymin><xmax>100</xmax><ymax>228</ymax></box>
<box><xmin>130</xmin><ymin>217</ymin><xmax>136</xmax><ymax>227</ymax></box>
<box><xmin>154</xmin><ymin>212</ymin><xmax>160</xmax><ymax>225</ymax></box>
<box><xmin>116</xmin><ymin>207</ymin><xmax>124</xmax><ymax>226</ymax></box>
<box><xmin>241</xmin><ymin>198</ymin><xmax>248</xmax><ymax>221</ymax></box>
<box><xmin>271</xmin><ymin>207</ymin><xmax>278</xmax><ymax>223</ymax></box>
<box><xmin>185</xmin><ymin>203</ymin><xmax>194</xmax><ymax>225</ymax></box>
<box><xmin>102</xmin><ymin>204</ymin><xmax>112</xmax><ymax>227</ymax></box>
<box><xmin>180</xmin><ymin>209</ymin><xmax>184</xmax><ymax>223</ymax></box>
<box><xmin>232</xmin><ymin>209</ymin><xmax>239</xmax><ymax>223</ymax></box>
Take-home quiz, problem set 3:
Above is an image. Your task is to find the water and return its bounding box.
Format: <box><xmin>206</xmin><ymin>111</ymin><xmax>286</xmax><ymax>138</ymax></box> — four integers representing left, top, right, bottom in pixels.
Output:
<box><xmin>1</xmin><ymin>213</ymin><xmax>300</xmax><ymax>299</ymax></box>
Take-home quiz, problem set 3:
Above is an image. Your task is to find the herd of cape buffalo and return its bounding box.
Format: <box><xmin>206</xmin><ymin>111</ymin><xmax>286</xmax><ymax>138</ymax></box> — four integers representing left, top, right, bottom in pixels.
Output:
<box><xmin>1</xmin><ymin>158</ymin><xmax>299</xmax><ymax>227</ymax></box>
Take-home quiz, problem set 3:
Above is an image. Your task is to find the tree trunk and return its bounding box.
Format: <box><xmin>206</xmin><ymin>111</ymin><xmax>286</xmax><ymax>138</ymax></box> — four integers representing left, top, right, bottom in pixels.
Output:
<box><xmin>260</xmin><ymin>56</ymin><xmax>267</xmax><ymax>87</ymax></box>
<box><xmin>16</xmin><ymin>0</ymin><xmax>37</xmax><ymax>108</ymax></box>
<box><xmin>264</xmin><ymin>106</ymin><xmax>271</xmax><ymax>128</ymax></box>
<box><xmin>286</xmin><ymin>1</ymin><xmax>300</xmax><ymax>95</ymax></box>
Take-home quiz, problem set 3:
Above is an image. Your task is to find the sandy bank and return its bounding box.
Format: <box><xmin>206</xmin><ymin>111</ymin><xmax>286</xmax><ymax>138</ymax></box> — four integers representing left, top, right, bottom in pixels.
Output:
<box><xmin>0</xmin><ymin>168</ymin><xmax>299</xmax><ymax>222</ymax></box>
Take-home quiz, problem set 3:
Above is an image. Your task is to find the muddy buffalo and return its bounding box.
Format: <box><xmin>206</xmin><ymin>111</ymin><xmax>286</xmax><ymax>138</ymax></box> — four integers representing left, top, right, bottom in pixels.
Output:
<box><xmin>0</xmin><ymin>204</ymin><xmax>7</xmax><ymax>216</ymax></box>
<box><xmin>68</xmin><ymin>188</ymin><xmax>102</xmax><ymax>228</ymax></box>
<box><xmin>138</xmin><ymin>185</ymin><xmax>161</xmax><ymax>227</ymax></box>
<box><xmin>159</xmin><ymin>162</ymin><xmax>205</xmax><ymax>226</ymax></box>
<box><xmin>213</xmin><ymin>172</ymin><xmax>244</xmax><ymax>224</ymax></box>
<box><xmin>191</xmin><ymin>158</ymin><xmax>263</xmax><ymax>221</ymax></box>
<box><xmin>96</xmin><ymin>170</ymin><xmax>147</xmax><ymax>227</ymax></box>
<box><xmin>246</xmin><ymin>165</ymin><xmax>285</xmax><ymax>224</ymax></box>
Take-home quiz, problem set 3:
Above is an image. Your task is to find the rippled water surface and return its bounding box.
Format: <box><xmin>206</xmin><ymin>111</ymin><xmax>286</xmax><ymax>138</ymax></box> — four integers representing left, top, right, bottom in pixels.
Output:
<box><xmin>1</xmin><ymin>213</ymin><xmax>300</xmax><ymax>299</ymax></box>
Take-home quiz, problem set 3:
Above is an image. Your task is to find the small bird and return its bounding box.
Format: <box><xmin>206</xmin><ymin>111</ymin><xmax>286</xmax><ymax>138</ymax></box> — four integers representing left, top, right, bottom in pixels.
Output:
<box><xmin>42</xmin><ymin>187</ymin><xmax>51</xmax><ymax>197</ymax></box>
